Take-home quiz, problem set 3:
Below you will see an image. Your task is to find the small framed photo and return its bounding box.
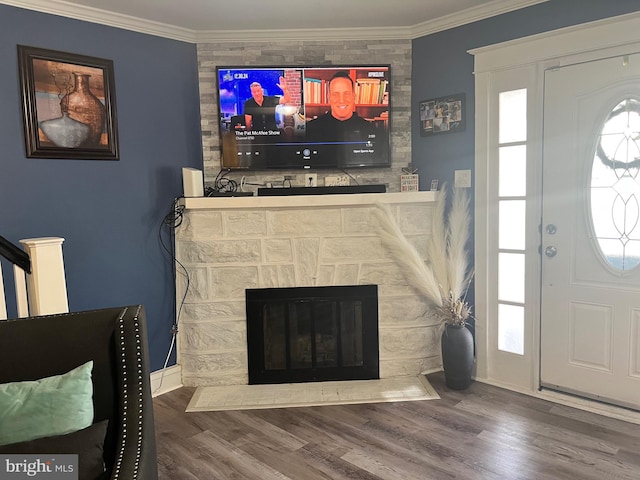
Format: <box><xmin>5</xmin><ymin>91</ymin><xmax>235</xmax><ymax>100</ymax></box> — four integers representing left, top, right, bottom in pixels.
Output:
<box><xmin>17</xmin><ymin>45</ymin><xmax>119</xmax><ymax>160</ymax></box>
<box><xmin>419</xmin><ymin>93</ymin><xmax>465</xmax><ymax>137</ymax></box>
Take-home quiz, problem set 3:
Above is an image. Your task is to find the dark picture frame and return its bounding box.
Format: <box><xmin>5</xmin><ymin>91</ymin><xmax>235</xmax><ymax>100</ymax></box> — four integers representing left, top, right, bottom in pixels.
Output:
<box><xmin>17</xmin><ymin>45</ymin><xmax>119</xmax><ymax>160</ymax></box>
<box><xmin>419</xmin><ymin>93</ymin><xmax>465</xmax><ymax>137</ymax></box>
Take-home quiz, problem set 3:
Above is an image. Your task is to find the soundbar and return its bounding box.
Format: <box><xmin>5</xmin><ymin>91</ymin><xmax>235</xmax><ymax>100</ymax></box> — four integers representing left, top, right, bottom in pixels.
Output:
<box><xmin>257</xmin><ymin>184</ymin><xmax>386</xmax><ymax>196</ymax></box>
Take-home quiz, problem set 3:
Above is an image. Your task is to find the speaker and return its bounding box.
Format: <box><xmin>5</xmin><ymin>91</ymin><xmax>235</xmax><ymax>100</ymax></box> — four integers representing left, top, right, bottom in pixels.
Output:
<box><xmin>182</xmin><ymin>167</ymin><xmax>204</xmax><ymax>197</ymax></box>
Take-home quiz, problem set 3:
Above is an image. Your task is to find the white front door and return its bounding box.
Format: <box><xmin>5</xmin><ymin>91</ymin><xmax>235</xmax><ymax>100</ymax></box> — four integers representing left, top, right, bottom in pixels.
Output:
<box><xmin>540</xmin><ymin>53</ymin><xmax>640</xmax><ymax>410</ymax></box>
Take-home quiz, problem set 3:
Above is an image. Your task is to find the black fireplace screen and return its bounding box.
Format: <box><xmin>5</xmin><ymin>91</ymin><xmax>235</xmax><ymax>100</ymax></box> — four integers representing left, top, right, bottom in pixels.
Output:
<box><xmin>246</xmin><ymin>285</ymin><xmax>379</xmax><ymax>384</ymax></box>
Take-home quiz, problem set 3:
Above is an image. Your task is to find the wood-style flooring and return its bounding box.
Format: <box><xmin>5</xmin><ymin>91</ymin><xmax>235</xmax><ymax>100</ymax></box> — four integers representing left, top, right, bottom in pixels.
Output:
<box><xmin>153</xmin><ymin>372</ymin><xmax>640</xmax><ymax>479</ymax></box>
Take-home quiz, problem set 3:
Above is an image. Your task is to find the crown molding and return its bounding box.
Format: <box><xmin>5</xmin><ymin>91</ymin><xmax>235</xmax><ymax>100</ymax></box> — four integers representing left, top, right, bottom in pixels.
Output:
<box><xmin>1</xmin><ymin>0</ymin><xmax>549</xmax><ymax>44</ymax></box>
<box><xmin>410</xmin><ymin>0</ymin><xmax>549</xmax><ymax>38</ymax></box>
<box><xmin>194</xmin><ymin>26</ymin><xmax>413</xmax><ymax>44</ymax></box>
<box><xmin>0</xmin><ymin>0</ymin><xmax>198</xmax><ymax>42</ymax></box>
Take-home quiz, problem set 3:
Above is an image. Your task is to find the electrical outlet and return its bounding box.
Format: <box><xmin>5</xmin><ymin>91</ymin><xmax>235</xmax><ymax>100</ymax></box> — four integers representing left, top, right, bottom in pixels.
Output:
<box><xmin>325</xmin><ymin>175</ymin><xmax>350</xmax><ymax>186</ymax></box>
<box><xmin>454</xmin><ymin>169</ymin><xmax>472</xmax><ymax>188</ymax></box>
<box><xmin>306</xmin><ymin>173</ymin><xmax>318</xmax><ymax>187</ymax></box>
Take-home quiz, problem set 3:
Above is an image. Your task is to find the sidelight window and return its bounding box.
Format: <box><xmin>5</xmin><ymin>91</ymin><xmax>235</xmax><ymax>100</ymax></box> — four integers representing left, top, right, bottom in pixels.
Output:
<box><xmin>497</xmin><ymin>89</ymin><xmax>527</xmax><ymax>356</ymax></box>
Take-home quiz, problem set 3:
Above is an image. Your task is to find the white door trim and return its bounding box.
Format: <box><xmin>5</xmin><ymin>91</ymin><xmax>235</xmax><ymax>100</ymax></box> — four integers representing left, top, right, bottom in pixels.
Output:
<box><xmin>470</xmin><ymin>11</ymin><xmax>640</xmax><ymax>73</ymax></box>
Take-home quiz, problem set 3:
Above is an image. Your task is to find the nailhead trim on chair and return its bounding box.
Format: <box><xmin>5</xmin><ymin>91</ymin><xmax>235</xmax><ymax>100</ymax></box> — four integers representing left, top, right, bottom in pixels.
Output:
<box><xmin>112</xmin><ymin>305</ymin><xmax>145</xmax><ymax>479</ymax></box>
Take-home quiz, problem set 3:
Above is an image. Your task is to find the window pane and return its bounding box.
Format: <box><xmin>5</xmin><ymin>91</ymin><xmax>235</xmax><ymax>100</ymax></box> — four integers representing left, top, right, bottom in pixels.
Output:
<box><xmin>313</xmin><ymin>302</ymin><xmax>338</xmax><ymax>367</ymax></box>
<box><xmin>263</xmin><ymin>303</ymin><xmax>286</xmax><ymax>370</ymax></box>
<box><xmin>289</xmin><ymin>302</ymin><xmax>312</xmax><ymax>369</ymax></box>
<box><xmin>499</xmin><ymin>145</ymin><xmax>526</xmax><ymax>196</ymax></box>
<box><xmin>590</xmin><ymin>98</ymin><xmax>640</xmax><ymax>271</ymax></box>
<box><xmin>499</xmin><ymin>252</ymin><xmax>525</xmax><ymax>303</ymax></box>
<box><xmin>624</xmin><ymin>240</ymin><xmax>640</xmax><ymax>270</ymax></box>
<box><xmin>498</xmin><ymin>303</ymin><xmax>524</xmax><ymax>355</ymax></box>
<box><xmin>499</xmin><ymin>200</ymin><xmax>526</xmax><ymax>250</ymax></box>
<box><xmin>499</xmin><ymin>89</ymin><xmax>527</xmax><ymax>144</ymax></box>
<box><xmin>340</xmin><ymin>301</ymin><xmax>363</xmax><ymax>367</ymax></box>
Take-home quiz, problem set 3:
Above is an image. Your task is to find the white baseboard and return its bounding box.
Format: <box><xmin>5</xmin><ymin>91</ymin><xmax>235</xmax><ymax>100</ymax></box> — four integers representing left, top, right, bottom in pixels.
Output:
<box><xmin>475</xmin><ymin>376</ymin><xmax>640</xmax><ymax>425</ymax></box>
<box><xmin>150</xmin><ymin>364</ymin><xmax>182</xmax><ymax>397</ymax></box>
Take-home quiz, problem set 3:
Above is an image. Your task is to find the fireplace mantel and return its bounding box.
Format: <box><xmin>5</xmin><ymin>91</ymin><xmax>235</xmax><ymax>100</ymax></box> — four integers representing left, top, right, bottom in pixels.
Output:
<box><xmin>182</xmin><ymin>191</ymin><xmax>436</xmax><ymax>210</ymax></box>
<box><xmin>176</xmin><ymin>190</ymin><xmax>441</xmax><ymax>387</ymax></box>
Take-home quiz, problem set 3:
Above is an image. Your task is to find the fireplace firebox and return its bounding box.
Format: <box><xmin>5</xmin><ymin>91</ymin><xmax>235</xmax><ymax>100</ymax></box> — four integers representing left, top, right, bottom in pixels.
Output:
<box><xmin>246</xmin><ymin>285</ymin><xmax>379</xmax><ymax>384</ymax></box>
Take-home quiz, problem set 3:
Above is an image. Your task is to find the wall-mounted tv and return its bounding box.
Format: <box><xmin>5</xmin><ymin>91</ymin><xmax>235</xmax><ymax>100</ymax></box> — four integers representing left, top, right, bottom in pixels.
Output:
<box><xmin>217</xmin><ymin>65</ymin><xmax>390</xmax><ymax>170</ymax></box>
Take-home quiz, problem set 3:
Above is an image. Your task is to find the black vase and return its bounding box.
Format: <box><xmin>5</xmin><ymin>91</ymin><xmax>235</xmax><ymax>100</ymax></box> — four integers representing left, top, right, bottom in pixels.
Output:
<box><xmin>441</xmin><ymin>324</ymin><xmax>474</xmax><ymax>390</ymax></box>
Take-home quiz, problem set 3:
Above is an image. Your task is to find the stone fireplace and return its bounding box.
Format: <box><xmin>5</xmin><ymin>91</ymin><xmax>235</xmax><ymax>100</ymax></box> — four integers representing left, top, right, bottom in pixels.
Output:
<box><xmin>176</xmin><ymin>191</ymin><xmax>440</xmax><ymax>387</ymax></box>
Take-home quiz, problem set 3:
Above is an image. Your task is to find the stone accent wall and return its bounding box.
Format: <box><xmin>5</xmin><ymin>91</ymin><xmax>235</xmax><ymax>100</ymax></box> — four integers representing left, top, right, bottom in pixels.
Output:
<box><xmin>176</xmin><ymin>193</ymin><xmax>442</xmax><ymax>387</ymax></box>
<box><xmin>196</xmin><ymin>39</ymin><xmax>412</xmax><ymax>192</ymax></box>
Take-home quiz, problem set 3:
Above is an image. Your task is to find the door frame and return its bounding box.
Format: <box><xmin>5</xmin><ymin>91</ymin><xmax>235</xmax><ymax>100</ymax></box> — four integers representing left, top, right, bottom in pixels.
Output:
<box><xmin>471</xmin><ymin>12</ymin><xmax>640</xmax><ymax>413</ymax></box>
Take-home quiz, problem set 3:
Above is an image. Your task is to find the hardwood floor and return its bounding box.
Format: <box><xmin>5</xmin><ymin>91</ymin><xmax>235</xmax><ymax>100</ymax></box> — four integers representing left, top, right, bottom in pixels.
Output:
<box><xmin>153</xmin><ymin>373</ymin><xmax>640</xmax><ymax>479</ymax></box>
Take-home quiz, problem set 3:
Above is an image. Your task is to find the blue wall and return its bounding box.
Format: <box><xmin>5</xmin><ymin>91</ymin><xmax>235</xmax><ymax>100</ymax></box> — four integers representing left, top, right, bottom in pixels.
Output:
<box><xmin>0</xmin><ymin>5</ymin><xmax>203</xmax><ymax>371</ymax></box>
<box><xmin>411</xmin><ymin>0</ymin><xmax>640</xmax><ymax>186</ymax></box>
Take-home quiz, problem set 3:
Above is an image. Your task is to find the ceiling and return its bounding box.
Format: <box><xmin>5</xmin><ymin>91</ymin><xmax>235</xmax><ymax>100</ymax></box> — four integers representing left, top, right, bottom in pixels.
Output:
<box><xmin>2</xmin><ymin>0</ymin><xmax>548</xmax><ymax>42</ymax></box>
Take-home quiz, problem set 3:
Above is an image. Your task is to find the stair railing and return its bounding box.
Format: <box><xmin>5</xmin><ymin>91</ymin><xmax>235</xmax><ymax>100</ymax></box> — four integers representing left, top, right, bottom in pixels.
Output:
<box><xmin>0</xmin><ymin>235</ymin><xmax>68</xmax><ymax>319</ymax></box>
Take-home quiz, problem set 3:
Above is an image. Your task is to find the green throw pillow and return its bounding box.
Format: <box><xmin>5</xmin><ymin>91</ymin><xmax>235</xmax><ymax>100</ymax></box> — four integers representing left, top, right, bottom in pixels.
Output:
<box><xmin>0</xmin><ymin>361</ymin><xmax>94</xmax><ymax>446</ymax></box>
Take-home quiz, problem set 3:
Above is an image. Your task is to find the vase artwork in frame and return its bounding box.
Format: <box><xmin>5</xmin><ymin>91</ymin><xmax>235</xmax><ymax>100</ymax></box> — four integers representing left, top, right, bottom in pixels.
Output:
<box><xmin>17</xmin><ymin>45</ymin><xmax>119</xmax><ymax>160</ymax></box>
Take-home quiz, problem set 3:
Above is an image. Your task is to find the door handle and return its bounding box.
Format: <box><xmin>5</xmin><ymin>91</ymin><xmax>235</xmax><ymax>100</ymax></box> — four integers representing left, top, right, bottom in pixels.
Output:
<box><xmin>545</xmin><ymin>246</ymin><xmax>557</xmax><ymax>258</ymax></box>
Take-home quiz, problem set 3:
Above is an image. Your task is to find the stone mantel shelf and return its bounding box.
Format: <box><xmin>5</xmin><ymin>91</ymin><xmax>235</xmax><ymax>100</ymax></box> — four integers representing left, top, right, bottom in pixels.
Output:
<box><xmin>181</xmin><ymin>191</ymin><xmax>437</xmax><ymax>210</ymax></box>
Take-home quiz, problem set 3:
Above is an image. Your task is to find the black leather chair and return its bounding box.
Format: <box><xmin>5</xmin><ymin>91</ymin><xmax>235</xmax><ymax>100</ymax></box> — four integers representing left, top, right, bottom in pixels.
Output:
<box><xmin>0</xmin><ymin>305</ymin><xmax>158</xmax><ymax>479</ymax></box>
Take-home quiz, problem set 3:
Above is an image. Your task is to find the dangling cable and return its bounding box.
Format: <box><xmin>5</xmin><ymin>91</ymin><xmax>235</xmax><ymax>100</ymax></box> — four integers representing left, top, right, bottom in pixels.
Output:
<box><xmin>155</xmin><ymin>196</ymin><xmax>190</xmax><ymax>394</ymax></box>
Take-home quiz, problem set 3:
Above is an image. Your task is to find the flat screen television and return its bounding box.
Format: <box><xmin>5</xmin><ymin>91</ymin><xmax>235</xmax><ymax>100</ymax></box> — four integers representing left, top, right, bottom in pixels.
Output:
<box><xmin>216</xmin><ymin>65</ymin><xmax>390</xmax><ymax>170</ymax></box>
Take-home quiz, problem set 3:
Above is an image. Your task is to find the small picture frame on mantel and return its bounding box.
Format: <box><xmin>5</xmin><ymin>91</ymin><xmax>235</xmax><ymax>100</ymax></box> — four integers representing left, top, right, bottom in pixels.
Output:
<box><xmin>17</xmin><ymin>45</ymin><xmax>119</xmax><ymax>160</ymax></box>
<box><xmin>419</xmin><ymin>93</ymin><xmax>465</xmax><ymax>137</ymax></box>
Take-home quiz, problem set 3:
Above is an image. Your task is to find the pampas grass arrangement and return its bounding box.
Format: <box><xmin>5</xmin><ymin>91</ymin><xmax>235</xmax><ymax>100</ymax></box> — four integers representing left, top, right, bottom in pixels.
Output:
<box><xmin>373</xmin><ymin>184</ymin><xmax>473</xmax><ymax>326</ymax></box>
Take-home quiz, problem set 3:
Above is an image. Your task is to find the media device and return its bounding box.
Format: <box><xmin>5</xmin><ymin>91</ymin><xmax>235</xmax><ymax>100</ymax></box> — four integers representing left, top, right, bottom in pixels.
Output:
<box><xmin>182</xmin><ymin>167</ymin><xmax>204</xmax><ymax>197</ymax></box>
<box><xmin>217</xmin><ymin>65</ymin><xmax>391</xmax><ymax>171</ymax></box>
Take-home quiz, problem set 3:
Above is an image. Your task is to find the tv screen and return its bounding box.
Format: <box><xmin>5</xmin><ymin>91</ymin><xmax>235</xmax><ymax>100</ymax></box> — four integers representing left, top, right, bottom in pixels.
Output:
<box><xmin>217</xmin><ymin>65</ymin><xmax>390</xmax><ymax>170</ymax></box>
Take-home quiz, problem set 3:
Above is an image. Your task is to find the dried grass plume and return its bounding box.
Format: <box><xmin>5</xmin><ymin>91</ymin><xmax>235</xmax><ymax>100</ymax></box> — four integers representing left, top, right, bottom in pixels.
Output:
<box><xmin>373</xmin><ymin>185</ymin><xmax>472</xmax><ymax>326</ymax></box>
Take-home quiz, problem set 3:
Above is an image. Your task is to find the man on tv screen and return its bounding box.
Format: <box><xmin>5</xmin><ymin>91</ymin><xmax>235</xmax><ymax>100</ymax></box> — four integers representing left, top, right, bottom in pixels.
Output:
<box><xmin>243</xmin><ymin>77</ymin><xmax>291</xmax><ymax>131</ymax></box>
<box><xmin>305</xmin><ymin>71</ymin><xmax>376</xmax><ymax>143</ymax></box>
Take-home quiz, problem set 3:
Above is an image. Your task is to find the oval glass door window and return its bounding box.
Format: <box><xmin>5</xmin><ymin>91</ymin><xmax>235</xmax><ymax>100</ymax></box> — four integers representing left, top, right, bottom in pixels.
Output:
<box><xmin>590</xmin><ymin>98</ymin><xmax>640</xmax><ymax>271</ymax></box>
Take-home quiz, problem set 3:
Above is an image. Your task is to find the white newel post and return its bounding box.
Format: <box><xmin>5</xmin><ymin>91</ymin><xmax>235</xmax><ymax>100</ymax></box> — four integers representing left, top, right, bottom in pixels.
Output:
<box><xmin>20</xmin><ymin>237</ymin><xmax>69</xmax><ymax>316</ymax></box>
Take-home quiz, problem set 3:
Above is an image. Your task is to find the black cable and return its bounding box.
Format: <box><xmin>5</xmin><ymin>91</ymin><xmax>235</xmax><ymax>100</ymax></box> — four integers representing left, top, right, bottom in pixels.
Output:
<box><xmin>161</xmin><ymin>197</ymin><xmax>185</xmax><ymax>230</ymax></box>
<box><xmin>158</xmin><ymin>197</ymin><xmax>190</xmax><ymax>375</ymax></box>
<box><xmin>341</xmin><ymin>169</ymin><xmax>360</xmax><ymax>185</ymax></box>
<box><xmin>208</xmin><ymin>169</ymin><xmax>238</xmax><ymax>194</ymax></box>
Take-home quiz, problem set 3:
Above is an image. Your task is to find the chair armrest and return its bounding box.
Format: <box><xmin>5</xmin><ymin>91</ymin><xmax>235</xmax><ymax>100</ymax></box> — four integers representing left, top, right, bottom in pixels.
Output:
<box><xmin>110</xmin><ymin>306</ymin><xmax>158</xmax><ymax>480</ymax></box>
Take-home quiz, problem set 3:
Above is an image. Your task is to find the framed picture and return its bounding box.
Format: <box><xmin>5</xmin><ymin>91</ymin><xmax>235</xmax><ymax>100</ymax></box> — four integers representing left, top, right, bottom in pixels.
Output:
<box><xmin>17</xmin><ymin>45</ymin><xmax>119</xmax><ymax>160</ymax></box>
<box><xmin>419</xmin><ymin>93</ymin><xmax>465</xmax><ymax>137</ymax></box>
